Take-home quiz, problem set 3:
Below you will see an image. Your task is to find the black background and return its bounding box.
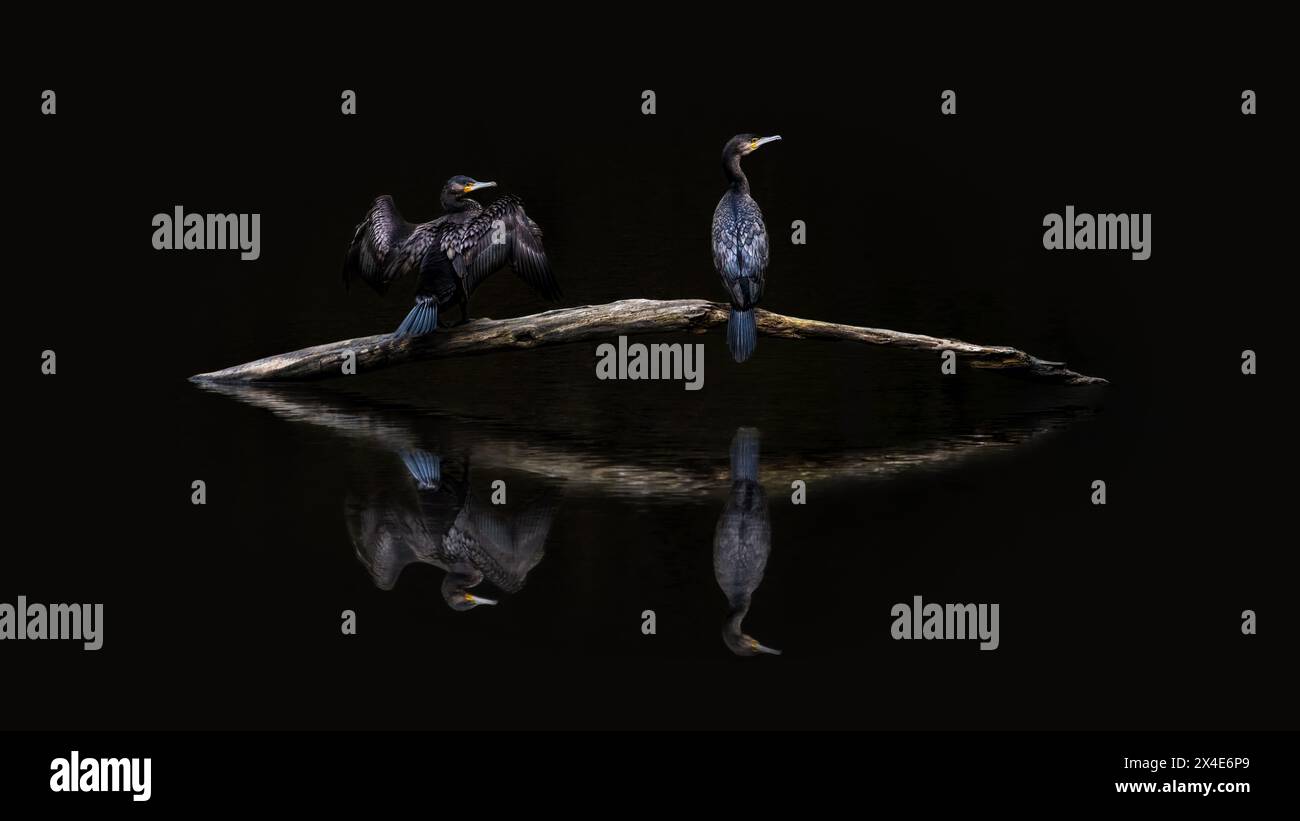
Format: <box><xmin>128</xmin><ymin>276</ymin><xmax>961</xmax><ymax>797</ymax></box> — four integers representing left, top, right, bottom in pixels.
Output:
<box><xmin>3</xmin><ymin>47</ymin><xmax>1292</xmax><ymax>740</ymax></box>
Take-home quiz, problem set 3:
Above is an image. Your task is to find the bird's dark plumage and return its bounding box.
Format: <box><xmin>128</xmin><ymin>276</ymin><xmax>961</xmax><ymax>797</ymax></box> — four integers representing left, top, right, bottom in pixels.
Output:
<box><xmin>712</xmin><ymin>134</ymin><xmax>779</xmax><ymax>363</ymax></box>
<box><xmin>343</xmin><ymin>176</ymin><xmax>561</xmax><ymax>338</ymax></box>
<box><xmin>437</xmin><ymin>195</ymin><xmax>561</xmax><ymax>301</ymax></box>
<box><xmin>343</xmin><ymin>194</ymin><xmax>416</xmax><ymax>295</ymax></box>
<box><xmin>712</xmin><ymin>192</ymin><xmax>769</xmax><ymax>308</ymax></box>
<box><xmin>713</xmin><ymin>428</ymin><xmax>780</xmax><ymax>656</ymax></box>
<box><xmin>346</xmin><ymin>448</ymin><xmax>559</xmax><ymax>610</ymax></box>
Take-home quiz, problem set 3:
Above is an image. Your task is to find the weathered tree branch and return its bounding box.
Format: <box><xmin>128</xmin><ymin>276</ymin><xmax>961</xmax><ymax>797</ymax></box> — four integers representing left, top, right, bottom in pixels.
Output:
<box><xmin>189</xmin><ymin>298</ymin><xmax>1107</xmax><ymax>385</ymax></box>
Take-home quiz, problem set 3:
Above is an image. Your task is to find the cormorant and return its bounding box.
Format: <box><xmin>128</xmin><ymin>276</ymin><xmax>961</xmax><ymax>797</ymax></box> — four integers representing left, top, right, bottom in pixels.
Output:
<box><xmin>345</xmin><ymin>448</ymin><xmax>559</xmax><ymax>610</ymax></box>
<box><xmin>343</xmin><ymin>175</ymin><xmax>562</xmax><ymax>338</ymax></box>
<box><xmin>713</xmin><ymin>427</ymin><xmax>781</xmax><ymax>656</ymax></box>
<box><xmin>711</xmin><ymin>134</ymin><xmax>780</xmax><ymax>363</ymax></box>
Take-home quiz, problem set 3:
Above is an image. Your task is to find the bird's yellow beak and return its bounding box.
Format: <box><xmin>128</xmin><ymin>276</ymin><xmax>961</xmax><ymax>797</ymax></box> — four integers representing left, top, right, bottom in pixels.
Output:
<box><xmin>465</xmin><ymin>180</ymin><xmax>497</xmax><ymax>193</ymax></box>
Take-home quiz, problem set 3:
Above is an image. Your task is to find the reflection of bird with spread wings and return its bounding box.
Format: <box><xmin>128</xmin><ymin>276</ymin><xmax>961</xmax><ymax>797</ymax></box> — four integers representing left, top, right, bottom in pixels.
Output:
<box><xmin>346</xmin><ymin>449</ymin><xmax>560</xmax><ymax>611</ymax></box>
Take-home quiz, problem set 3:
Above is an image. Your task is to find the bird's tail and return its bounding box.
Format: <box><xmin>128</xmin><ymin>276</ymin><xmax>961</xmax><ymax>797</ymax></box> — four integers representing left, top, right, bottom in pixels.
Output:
<box><xmin>727</xmin><ymin>308</ymin><xmax>757</xmax><ymax>363</ymax></box>
<box><xmin>394</xmin><ymin>297</ymin><xmax>438</xmax><ymax>338</ymax></box>
<box><xmin>729</xmin><ymin>427</ymin><xmax>761</xmax><ymax>482</ymax></box>
<box><xmin>400</xmin><ymin>449</ymin><xmax>441</xmax><ymax>490</ymax></box>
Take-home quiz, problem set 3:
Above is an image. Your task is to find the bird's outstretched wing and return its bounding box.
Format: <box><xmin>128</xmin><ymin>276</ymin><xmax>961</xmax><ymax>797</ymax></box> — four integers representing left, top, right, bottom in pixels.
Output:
<box><xmin>439</xmin><ymin>195</ymin><xmax>562</xmax><ymax>300</ymax></box>
<box><xmin>343</xmin><ymin>195</ymin><xmax>418</xmax><ymax>294</ymax></box>
<box><xmin>463</xmin><ymin>487</ymin><xmax>560</xmax><ymax>593</ymax></box>
<box><xmin>345</xmin><ymin>494</ymin><xmax>436</xmax><ymax>591</ymax></box>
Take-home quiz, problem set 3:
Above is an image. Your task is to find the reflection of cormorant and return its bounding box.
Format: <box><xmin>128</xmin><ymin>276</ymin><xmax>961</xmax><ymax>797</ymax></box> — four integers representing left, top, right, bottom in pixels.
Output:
<box><xmin>343</xmin><ymin>176</ymin><xmax>561</xmax><ymax>338</ymax></box>
<box><xmin>713</xmin><ymin>428</ymin><xmax>780</xmax><ymax>656</ymax></box>
<box><xmin>346</xmin><ymin>449</ymin><xmax>559</xmax><ymax>611</ymax></box>
<box><xmin>712</xmin><ymin>134</ymin><xmax>780</xmax><ymax>363</ymax></box>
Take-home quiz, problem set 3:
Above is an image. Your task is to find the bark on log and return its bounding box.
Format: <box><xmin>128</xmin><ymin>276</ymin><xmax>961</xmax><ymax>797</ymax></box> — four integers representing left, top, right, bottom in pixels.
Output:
<box><xmin>189</xmin><ymin>298</ymin><xmax>1107</xmax><ymax>386</ymax></box>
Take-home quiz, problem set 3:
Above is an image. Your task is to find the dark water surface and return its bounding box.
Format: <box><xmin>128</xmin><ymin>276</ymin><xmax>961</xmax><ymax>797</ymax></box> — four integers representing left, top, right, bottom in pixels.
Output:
<box><xmin>9</xmin><ymin>71</ymin><xmax>1291</xmax><ymax>729</ymax></box>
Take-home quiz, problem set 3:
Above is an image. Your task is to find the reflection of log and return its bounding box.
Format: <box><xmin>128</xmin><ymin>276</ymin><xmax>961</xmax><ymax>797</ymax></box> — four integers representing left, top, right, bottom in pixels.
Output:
<box><xmin>199</xmin><ymin>384</ymin><xmax>1099</xmax><ymax>497</ymax></box>
<box><xmin>189</xmin><ymin>298</ymin><xmax>1107</xmax><ymax>385</ymax></box>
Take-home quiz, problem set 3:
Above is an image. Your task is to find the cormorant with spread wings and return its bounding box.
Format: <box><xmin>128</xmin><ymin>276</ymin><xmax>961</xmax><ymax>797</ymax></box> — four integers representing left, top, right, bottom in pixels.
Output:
<box><xmin>343</xmin><ymin>175</ymin><xmax>562</xmax><ymax>337</ymax></box>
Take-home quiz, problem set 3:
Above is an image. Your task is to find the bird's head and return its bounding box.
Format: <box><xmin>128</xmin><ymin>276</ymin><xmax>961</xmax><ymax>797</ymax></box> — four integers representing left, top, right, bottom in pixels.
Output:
<box><xmin>726</xmin><ymin>133</ymin><xmax>782</xmax><ymax>158</ymax></box>
<box><xmin>722</xmin><ymin>608</ymin><xmax>781</xmax><ymax>656</ymax></box>
<box><xmin>441</xmin><ymin>175</ymin><xmax>497</xmax><ymax>212</ymax></box>
<box><xmin>724</xmin><ymin>630</ymin><xmax>782</xmax><ymax>657</ymax></box>
<box><xmin>443</xmin><ymin>175</ymin><xmax>497</xmax><ymax>198</ymax></box>
<box><xmin>442</xmin><ymin>573</ymin><xmax>498</xmax><ymax>611</ymax></box>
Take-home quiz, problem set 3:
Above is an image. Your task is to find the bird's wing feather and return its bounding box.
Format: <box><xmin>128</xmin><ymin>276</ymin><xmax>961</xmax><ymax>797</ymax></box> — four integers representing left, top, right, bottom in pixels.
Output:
<box><xmin>712</xmin><ymin>483</ymin><xmax>772</xmax><ymax>596</ymax></box>
<box><xmin>345</xmin><ymin>496</ymin><xmax>435</xmax><ymax>591</ymax></box>
<box><xmin>439</xmin><ymin>196</ymin><xmax>562</xmax><ymax>300</ymax></box>
<box><xmin>467</xmin><ymin>491</ymin><xmax>558</xmax><ymax>576</ymax></box>
<box><xmin>343</xmin><ymin>195</ymin><xmax>417</xmax><ymax>293</ymax></box>
<box><xmin>382</xmin><ymin>220</ymin><xmax>446</xmax><ymax>290</ymax></box>
<box><xmin>711</xmin><ymin>194</ymin><xmax>769</xmax><ymax>309</ymax></box>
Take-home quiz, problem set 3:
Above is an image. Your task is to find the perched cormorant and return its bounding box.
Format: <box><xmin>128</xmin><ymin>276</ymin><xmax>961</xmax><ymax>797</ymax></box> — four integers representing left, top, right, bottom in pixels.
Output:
<box><xmin>713</xmin><ymin>427</ymin><xmax>781</xmax><ymax>656</ymax></box>
<box><xmin>711</xmin><ymin>134</ymin><xmax>780</xmax><ymax>363</ymax></box>
<box><xmin>345</xmin><ymin>448</ymin><xmax>559</xmax><ymax>610</ymax></box>
<box><xmin>343</xmin><ymin>175</ymin><xmax>561</xmax><ymax>338</ymax></box>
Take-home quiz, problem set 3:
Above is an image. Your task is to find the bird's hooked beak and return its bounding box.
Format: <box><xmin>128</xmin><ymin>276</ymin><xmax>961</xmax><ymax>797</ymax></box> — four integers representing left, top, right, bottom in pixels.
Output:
<box><xmin>465</xmin><ymin>593</ymin><xmax>498</xmax><ymax>606</ymax></box>
<box><xmin>748</xmin><ymin>135</ymin><xmax>782</xmax><ymax>153</ymax></box>
<box><xmin>464</xmin><ymin>180</ymin><xmax>497</xmax><ymax>193</ymax></box>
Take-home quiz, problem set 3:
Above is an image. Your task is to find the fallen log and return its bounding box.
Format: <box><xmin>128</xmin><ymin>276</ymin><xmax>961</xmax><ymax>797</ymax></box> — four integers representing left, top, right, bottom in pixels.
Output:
<box><xmin>189</xmin><ymin>298</ymin><xmax>1107</xmax><ymax>385</ymax></box>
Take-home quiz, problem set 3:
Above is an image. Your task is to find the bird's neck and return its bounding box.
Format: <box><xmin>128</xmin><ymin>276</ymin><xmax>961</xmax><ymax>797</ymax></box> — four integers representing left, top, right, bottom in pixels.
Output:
<box><xmin>724</xmin><ymin>154</ymin><xmax>750</xmax><ymax>194</ymax></box>
<box><xmin>442</xmin><ymin>569</ymin><xmax>483</xmax><ymax>600</ymax></box>
<box><xmin>440</xmin><ymin>193</ymin><xmax>480</xmax><ymax>213</ymax></box>
<box><xmin>726</xmin><ymin>598</ymin><xmax>752</xmax><ymax>629</ymax></box>
<box><xmin>723</xmin><ymin>602</ymin><xmax>753</xmax><ymax>652</ymax></box>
